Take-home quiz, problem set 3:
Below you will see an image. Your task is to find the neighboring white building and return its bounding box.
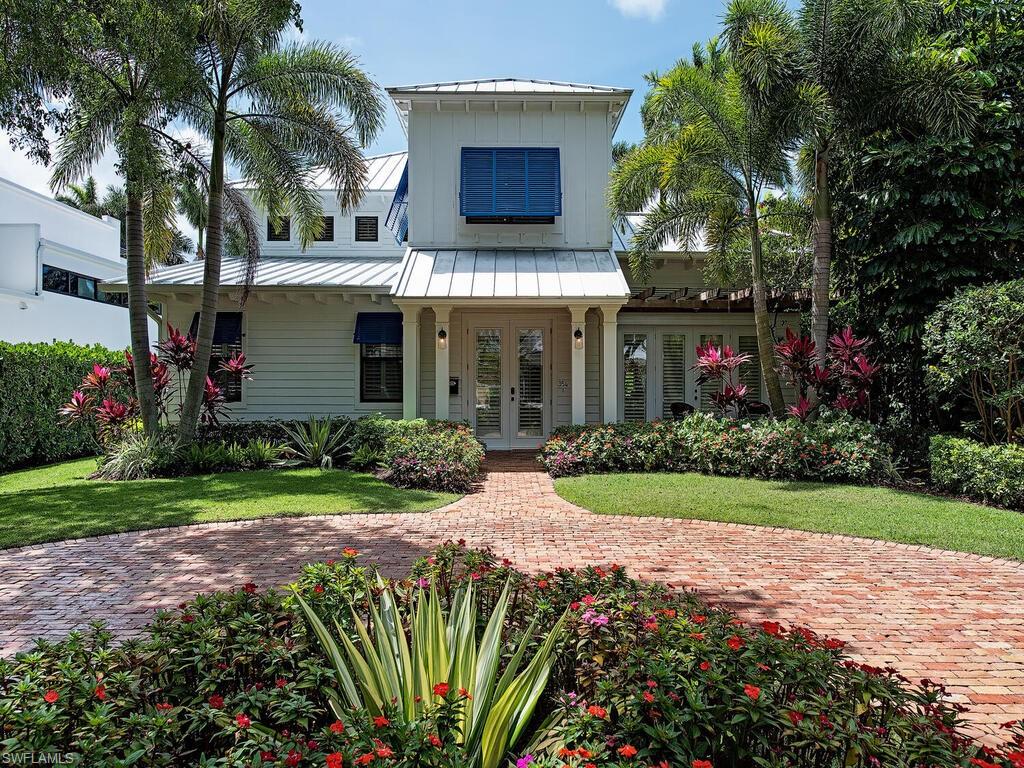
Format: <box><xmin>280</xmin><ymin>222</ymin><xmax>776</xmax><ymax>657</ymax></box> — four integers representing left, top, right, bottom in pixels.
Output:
<box><xmin>109</xmin><ymin>78</ymin><xmax>801</xmax><ymax>449</ymax></box>
<box><xmin>0</xmin><ymin>176</ymin><xmax>145</xmax><ymax>349</ymax></box>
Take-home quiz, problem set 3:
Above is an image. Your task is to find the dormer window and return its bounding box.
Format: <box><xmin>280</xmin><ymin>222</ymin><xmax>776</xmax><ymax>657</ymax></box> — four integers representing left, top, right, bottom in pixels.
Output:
<box><xmin>460</xmin><ymin>148</ymin><xmax>561</xmax><ymax>220</ymax></box>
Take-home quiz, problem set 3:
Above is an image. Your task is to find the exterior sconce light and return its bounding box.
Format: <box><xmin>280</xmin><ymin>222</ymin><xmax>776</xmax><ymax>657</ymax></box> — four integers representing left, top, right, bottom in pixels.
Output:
<box><xmin>437</xmin><ymin>328</ymin><xmax>448</xmax><ymax>350</ymax></box>
<box><xmin>573</xmin><ymin>327</ymin><xmax>584</xmax><ymax>350</ymax></box>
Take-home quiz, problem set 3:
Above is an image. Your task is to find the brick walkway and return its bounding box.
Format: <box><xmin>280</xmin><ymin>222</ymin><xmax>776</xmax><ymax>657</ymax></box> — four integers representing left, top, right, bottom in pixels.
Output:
<box><xmin>2</xmin><ymin>451</ymin><xmax>1022</xmax><ymax>740</ymax></box>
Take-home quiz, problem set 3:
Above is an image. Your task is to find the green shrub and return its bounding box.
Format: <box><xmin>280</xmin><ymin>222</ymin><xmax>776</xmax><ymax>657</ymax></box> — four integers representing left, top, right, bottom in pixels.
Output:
<box><xmin>0</xmin><ymin>341</ymin><xmax>125</xmax><ymax>470</ymax></box>
<box><xmin>0</xmin><ymin>544</ymin><xmax>1016</xmax><ymax>767</ymax></box>
<box><xmin>93</xmin><ymin>431</ymin><xmax>177</xmax><ymax>480</ymax></box>
<box><xmin>196</xmin><ymin>419</ymin><xmax>298</xmax><ymax>446</ymax></box>
<box><xmin>281</xmin><ymin>416</ymin><xmax>355</xmax><ymax>469</ymax></box>
<box><xmin>930</xmin><ymin>435</ymin><xmax>1024</xmax><ymax>509</ymax></box>
<box><xmin>923</xmin><ymin>279</ymin><xmax>1024</xmax><ymax>445</ymax></box>
<box><xmin>348</xmin><ymin>443</ymin><xmax>382</xmax><ymax>471</ymax></box>
<box><xmin>379</xmin><ymin>420</ymin><xmax>483</xmax><ymax>492</ymax></box>
<box><xmin>352</xmin><ymin>411</ymin><xmax>403</xmax><ymax>454</ymax></box>
<box><xmin>541</xmin><ymin>411</ymin><xmax>894</xmax><ymax>482</ymax></box>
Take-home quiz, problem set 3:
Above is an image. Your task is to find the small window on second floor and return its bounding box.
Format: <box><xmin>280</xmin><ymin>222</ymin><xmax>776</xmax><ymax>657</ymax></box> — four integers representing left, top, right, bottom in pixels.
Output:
<box><xmin>267</xmin><ymin>216</ymin><xmax>290</xmax><ymax>241</ymax></box>
<box><xmin>315</xmin><ymin>216</ymin><xmax>335</xmax><ymax>242</ymax></box>
<box><xmin>355</xmin><ymin>216</ymin><xmax>378</xmax><ymax>242</ymax></box>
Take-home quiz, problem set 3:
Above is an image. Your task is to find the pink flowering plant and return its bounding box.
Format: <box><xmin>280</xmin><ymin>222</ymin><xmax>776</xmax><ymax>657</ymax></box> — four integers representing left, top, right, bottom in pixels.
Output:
<box><xmin>378</xmin><ymin>420</ymin><xmax>484</xmax><ymax>492</ymax></box>
<box><xmin>693</xmin><ymin>341</ymin><xmax>753</xmax><ymax>417</ymax></box>
<box><xmin>1</xmin><ymin>543</ymin><xmax>1021</xmax><ymax>766</ymax></box>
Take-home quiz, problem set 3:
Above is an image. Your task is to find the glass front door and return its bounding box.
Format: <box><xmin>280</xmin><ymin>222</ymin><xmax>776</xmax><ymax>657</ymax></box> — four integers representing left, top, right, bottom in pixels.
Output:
<box><xmin>471</xmin><ymin>321</ymin><xmax>548</xmax><ymax>449</ymax></box>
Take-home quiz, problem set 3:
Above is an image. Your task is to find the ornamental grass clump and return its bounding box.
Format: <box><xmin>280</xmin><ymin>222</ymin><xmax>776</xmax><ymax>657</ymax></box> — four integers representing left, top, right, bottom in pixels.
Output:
<box><xmin>2</xmin><ymin>543</ymin><xmax>1021</xmax><ymax>767</ymax></box>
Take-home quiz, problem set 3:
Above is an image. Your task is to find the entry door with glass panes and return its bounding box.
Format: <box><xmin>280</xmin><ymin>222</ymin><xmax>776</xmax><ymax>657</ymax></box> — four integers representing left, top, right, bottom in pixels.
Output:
<box><xmin>621</xmin><ymin>329</ymin><xmax>691</xmax><ymax>422</ymax></box>
<box><xmin>470</xmin><ymin>322</ymin><xmax>549</xmax><ymax>449</ymax></box>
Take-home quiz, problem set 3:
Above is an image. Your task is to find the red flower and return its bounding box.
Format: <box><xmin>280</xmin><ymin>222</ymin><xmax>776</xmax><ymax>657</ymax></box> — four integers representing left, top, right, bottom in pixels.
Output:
<box><xmin>693</xmin><ymin>761</ymin><xmax>714</xmax><ymax>768</ymax></box>
<box><xmin>330</xmin><ymin>720</ymin><xmax>345</xmax><ymax>734</ymax></box>
<box><xmin>94</xmin><ymin>684</ymin><xmax>106</xmax><ymax>701</ymax></box>
<box><xmin>375</xmin><ymin>747</ymin><xmax>393</xmax><ymax>758</ymax></box>
<box><xmin>276</xmin><ymin>678</ymin><xmax>288</xmax><ymax>689</ymax></box>
<box><xmin>761</xmin><ymin>621</ymin><xmax>782</xmax><ymax>636</ymax></box>
<box><xmin>823</xmin><ymin>638</ymin><xmax>846</xmax><ymax>650</ymax></box>
<box><xmin>356</xmin><ymin>754</ymin><xmax>374</xmax><ymax>766</ymax></box>
<box><xmin>587</xmin><ymin>705</ymin><xmax>607</xmax><ymax>719</ymax></box>
<box><xmin>458</xmin><ymin>687</ymin><xmax>472</xmax><ymax>699</ymax></box>
<box><xmin>536</xmin><ymin>579</ymin><xmax>549</xmax><ymax>589</ymax></box>
<box><xmin>342</xmin><ymin>547</ymin><xmax>359</xmax><ymax>558</ymax></box>
<box><xmin>44</xmin><ymin>689</ymin><xmax>59</xmax><ymax>704</ymax></box>
<box><xmin>642</xmin><ymin>690</ymin><xmax>655</xmax><ymax>703</ymax></box>
<box><xmin>235</xmin><ymin>713</ymin><xmax>251</xmax><ymax>729</ymax></box>
<box><xmin>744</xmin><ymin>684</ymin><xmax>761</xmax><ymax>701</ymax></box>
<box><xmin>699</xmin><ymin>661</ymin><xmax>711</xmax><ymax>671</ymax></box>
<box><xmin>428</xmin><ymin>734</ymin><xmax>442</xmax><ymax>748</ymax></box>
<box><xmin>373</xmin><ymin>715</ymin><xmax>390</xmax><ymax>728</ymax></box>
<box><xmin>314</xmin><ymin>584</ymin><xmax>325</xmax><ymax>594</ymax></box>
<box><xmin>788</xmin><ymin>710</ymin><xmax>804</xmax><ymax>726</ymax></box>
<box><xmin>326</xmin><ymin>752</ymin><xmax>344</xmax><ymax>768</ymax></box>
<box><xmin>285</xmin><ymin>750</ymin><xmax>302</xmax><ymax>767</ymax></box>
<box><xmin>208</xmin><ymin>694</ymin><xmax>224</xmax><ymax>709</ymax></box>
<box><xmin>617</xmin><ymin>745</ymin><xmax>638</xmax><ymax>758</ymax></box>
<box><xmin>156</xmin><ymin>702</ymin><xmax>173</xmax><ymax>712</ymax></box>
<box><xmin>433</xmin><ymin>682</ymin><xmax>450</xmax><ymax>697</ymax></box>
<box><xmin>242</xmin><ymin>582</ymin><xmax>257</xmax><ymax>594</ymax></box>
<box><xmin>691</xmin><ymin>614</ymin><xmax>707</xmax><ymax>624</ymax></box>
<box><xmin>727</xmin><ymin>635</ymin><xmax>744</xmax><ymax>651</ymax></box>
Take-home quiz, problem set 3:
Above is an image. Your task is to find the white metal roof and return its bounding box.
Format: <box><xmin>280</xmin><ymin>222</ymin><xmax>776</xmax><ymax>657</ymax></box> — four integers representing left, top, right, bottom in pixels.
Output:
<box><xmin>391</xmin><ymin>248</ymin><xmax>631</xmax><ymax>300</ymax></box>
<box><xmin>612</xmin><ymin>214</ymin><xmax>708</xmax><ymax>254</ymax></box>
<box><xmin>105</xmin><ymin>257</ymin><xmax>402</xmax><ymax>291</ymax></box>
<box><xmin>238</xmin><ymin>151</ymin><xmax>407</xmax><ymax>193</ymax></box>
<box><xmin>387</xmin><ymin>78</ymin><xmax>627</xmax><ymax>95</ymax></box>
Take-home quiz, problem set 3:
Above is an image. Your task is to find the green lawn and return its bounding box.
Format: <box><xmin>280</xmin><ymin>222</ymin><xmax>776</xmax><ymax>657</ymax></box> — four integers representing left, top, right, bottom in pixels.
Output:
<box><xmin>0</xmin><ymin>458</ymin><xmax>458</xmax><ymax>550</ymax></box>
<box><xmin>554</xmin><ymin>472</ymin><xmax>1024</xmax><ymax>560</ymax></box>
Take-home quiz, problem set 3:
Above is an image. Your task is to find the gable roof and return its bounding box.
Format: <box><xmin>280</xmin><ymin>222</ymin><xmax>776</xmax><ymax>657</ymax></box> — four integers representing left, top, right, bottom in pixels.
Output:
<box><xmin>238</xmin><ymin>151</ymin><xmax>408</xmax><ymax>194</ymax></box>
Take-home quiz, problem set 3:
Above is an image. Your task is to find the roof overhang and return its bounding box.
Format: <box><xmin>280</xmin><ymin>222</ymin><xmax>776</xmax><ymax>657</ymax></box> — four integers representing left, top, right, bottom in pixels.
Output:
<box><xmin>391</xmin><ymin>248</ymin><xmax>631</xmax><ymax>303</ymax></box>
<box><xmin>101</xmin><ymin>257</ymin><xmax>402</xmax><ymax>293</ymax></box>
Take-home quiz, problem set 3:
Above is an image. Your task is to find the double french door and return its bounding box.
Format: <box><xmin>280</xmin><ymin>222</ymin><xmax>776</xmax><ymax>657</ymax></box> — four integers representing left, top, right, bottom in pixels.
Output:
<box><xmin>470</xmin><ymin>319</ymin><xmax>550</xmax><ymax>450</ymax></box>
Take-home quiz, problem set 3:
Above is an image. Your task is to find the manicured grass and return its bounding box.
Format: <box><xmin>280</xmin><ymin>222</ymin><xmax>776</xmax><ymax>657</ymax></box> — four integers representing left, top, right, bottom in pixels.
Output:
<box><xmin>554</xmin><ymin>472</ymin><xmax>1024</xmax><ymax>560</ymax></box>
<box><xmin>0</xmin><ymin>458</ymin><xmax>458</xmax><ymax>550</ymax></box>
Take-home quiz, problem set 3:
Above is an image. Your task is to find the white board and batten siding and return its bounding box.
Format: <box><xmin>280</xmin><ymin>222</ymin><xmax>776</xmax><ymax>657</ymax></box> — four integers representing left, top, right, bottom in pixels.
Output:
<box><xmin>407</xmin><ymin>107</ymin><xmax>614</xmax><ymax>250</ymax></box>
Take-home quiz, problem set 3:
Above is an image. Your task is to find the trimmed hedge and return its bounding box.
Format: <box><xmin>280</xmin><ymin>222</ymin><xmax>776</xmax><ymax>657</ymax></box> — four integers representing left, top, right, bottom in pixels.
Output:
<box><xmin>930</xmin><ymin>435</ymin><xmax>1024</xmax><ymax>509</ymax></box>
<box><xmin>541</xmin><ymin>411</ymin><xmax>894</xmax><ymax>483</ymax></box>
<box><xmin>378</xmin><ymin>418</ymin><xmax>484</xmax><ymax>492</ymax></box>
<box><xmin>0</xmin><ymin>341</ymin><xmax>125</xmax><ymax>471</ymax></box>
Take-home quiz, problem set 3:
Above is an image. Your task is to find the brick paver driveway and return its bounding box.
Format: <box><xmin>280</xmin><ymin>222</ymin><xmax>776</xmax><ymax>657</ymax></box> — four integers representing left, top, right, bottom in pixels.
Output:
<box><xmin>2</xmin><ymin>451</ymin><xmax>1022</xmax><ymax>740</ymax></box>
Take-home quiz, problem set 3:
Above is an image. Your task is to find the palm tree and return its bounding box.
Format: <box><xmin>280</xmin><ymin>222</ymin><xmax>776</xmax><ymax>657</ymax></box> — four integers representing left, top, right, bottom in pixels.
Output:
<box><xmin>724</xmin><ymin>0</ymin><xmax>978</xmax><ymax>363</ymax></box>
<box><xmin>54</xmin><ymin>176</ymin><xmax>103</xmax><ymax>216</ymax></box>
<box><xmin>610</xmin><ymin>40</ymin><xmax>793</xmax><ymax>414</ymax></box>
<box><xmin>50</xmin><ymin>0</ymin><xmax>199</xmax><ymax>435</ymax></box>
<box><xmin>170</xmin><ymin>0</ymin><xmax>385</xmax><ymax>444</ymax></box>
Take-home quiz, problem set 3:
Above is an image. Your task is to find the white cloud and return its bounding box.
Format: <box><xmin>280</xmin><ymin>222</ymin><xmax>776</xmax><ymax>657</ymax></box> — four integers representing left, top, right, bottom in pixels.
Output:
<box><xmin>608</xmin><ymin>0</ymin><xmax>667</xmax><ymax>20</ymax></box>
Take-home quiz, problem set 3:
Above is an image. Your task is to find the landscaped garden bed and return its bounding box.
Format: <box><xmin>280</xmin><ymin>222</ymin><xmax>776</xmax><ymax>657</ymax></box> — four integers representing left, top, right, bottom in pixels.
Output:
<box><xmin>2</xmin><ymin>543</ymin><xmax>1022</xmax><ymax>767</ymax></box>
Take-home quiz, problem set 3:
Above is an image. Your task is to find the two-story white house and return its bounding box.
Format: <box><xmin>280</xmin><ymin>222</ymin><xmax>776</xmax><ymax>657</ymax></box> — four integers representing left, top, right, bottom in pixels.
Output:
<box><xmin>0</xmin><ymin>176</ymin><xmax>152</xmax><ymax>349</ymax></box>
<box><xmin>120</xmin><ymin>79</ymin><xmax>799</xmax><ymax>449</ymax></box>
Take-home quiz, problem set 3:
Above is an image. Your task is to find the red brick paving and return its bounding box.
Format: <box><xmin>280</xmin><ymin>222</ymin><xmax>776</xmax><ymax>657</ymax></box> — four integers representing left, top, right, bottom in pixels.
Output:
<box><xmin>2</xmin><ymin>451</ymin><xmax>1022</xmax><ymax>741</ymax></box>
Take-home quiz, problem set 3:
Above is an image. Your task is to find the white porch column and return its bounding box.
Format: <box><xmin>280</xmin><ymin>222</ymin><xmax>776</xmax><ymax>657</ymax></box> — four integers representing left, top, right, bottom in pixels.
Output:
<box><xmin>569</xmin><ymin>306</ymin><xmax>588</xmax><ymax>425</ymax></box>
<box><xmin>400</xmin><ymin>304</ymin><xmax>420</xmax><ymax>420</ymax></box>
<box><xmin>600</xmin><ymin>305</ymin><xmax>620</xmax><ymax>423</ymax></box>
<box><xmin>433</xmin><ymin>305</ymin><xmax>451</xmax><ymax>420</ymax></box>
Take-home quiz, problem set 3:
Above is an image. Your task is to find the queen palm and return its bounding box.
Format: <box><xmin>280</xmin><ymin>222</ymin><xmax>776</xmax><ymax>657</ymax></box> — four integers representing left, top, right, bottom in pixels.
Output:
<box><xmin>724</xmin><ymin>0</ymin><xmax>977</xmax><ymax>362</ymax></box>
<box><xmin>610</xmin><ymin>40</ymin><xmax>793</xmax><ymax>414</ymax></box>
<box><xmin>171</xmin><ymin>0</ymin><xmax>385</xmax><ymax>443</ymax></box>
<box><xmin>50</xmin><ymin>0</ymin><xmax>199</xmax><ymax>434</ymax></box>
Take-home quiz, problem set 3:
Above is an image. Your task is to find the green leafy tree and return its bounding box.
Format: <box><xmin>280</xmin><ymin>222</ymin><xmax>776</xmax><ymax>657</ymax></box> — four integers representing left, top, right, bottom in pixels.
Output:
<box><xmin>49</xmin><ymin>0</ymin><xmax>200</xmax><ymax>435</ymax></box>
<box><xmin>610</xmin><ymin>40</ymin><xmax>794</xmax><ymax>413</ymax></box>
<box><xmin>171</xmin><ymin>0</ymin><xmax>386</xmax><ymax>444</ymax></box>
<box><xmin>724</xmin><ymin>0</ymin><xmax>978</xmax><ymax>363</ymax></box>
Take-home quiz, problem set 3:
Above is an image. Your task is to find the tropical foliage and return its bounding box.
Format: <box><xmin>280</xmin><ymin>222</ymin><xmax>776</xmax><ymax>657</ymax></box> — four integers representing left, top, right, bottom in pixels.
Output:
<box><xmin>282</xmin><ymin>416</ymin><xmax>356</xmax><ymax>470</ymax></box>
<box><xmin>540</xmin><ymin>411</ymin><xmax>892</xmax><ymax>483</ymax></box>
<box><xmin>2</xmin><ymin>544</ymin><xmax>1021</xmax><ymax>767</ymax></box>
<box><xmin>379</xmin><ymin>420</ymin><xmax>484</xmax><ymax>493</ymax></box>
<box><xmin>930</xmin><ymin>434</ymin><xmax>1024</xmax><ymax>509</ymax></box>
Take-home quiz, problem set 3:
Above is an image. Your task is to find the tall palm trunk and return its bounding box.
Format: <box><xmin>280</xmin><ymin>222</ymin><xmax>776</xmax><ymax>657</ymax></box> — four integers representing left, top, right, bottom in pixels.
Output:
<box><xmin>749</xmin><ymin>206</ymin><xmax>786</xmax><ymax>414</ymax></box>
<box><xmin>810</xmin><ymin>143</ymin><xmax>832</xmax><ymax>366</ymax></box>
<box><xmin>176</xmin><ymin>109</ymin><xmax>226</xmax><ymax>444</ymax></box>
<box><xmin>125</xmin><ymin>182</ymin><xmax>158</xmax><ymax>433</ymax></box>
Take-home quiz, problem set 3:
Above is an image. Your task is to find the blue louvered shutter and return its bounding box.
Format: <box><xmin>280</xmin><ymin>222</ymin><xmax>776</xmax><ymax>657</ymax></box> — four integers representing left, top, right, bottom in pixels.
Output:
<box><xmin>460</xmin><ymin>148</ymin><xmax>561</xmax><ymax>217</ymax></box>
<box><xmin>385</xmin><ymin>163</ymin><xmax>409</xmax><ymax>244</ymax></box>
<box><xmin>525</xmin><ymin>148</ymin><xmax>561</xmax><ymax>215</ymax></box>
<box><xmin>460</xmin><ymin>149</ymin><xmax>495</xmax><ymax>215</ymax></box>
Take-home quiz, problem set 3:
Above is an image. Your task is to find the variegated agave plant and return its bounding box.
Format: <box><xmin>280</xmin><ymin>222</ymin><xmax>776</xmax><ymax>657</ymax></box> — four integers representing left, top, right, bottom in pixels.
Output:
<box><xmin>293</xmin><ymin>577</ymin><xmax>566</xmax><ymax>768</ymax></box>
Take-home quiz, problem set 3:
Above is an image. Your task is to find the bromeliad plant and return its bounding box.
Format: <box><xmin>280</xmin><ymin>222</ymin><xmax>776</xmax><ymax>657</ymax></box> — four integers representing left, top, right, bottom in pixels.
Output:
<box><xmin>293</xmin><ymin>576</ymin><xmax>567</xmax><ymax>768</ymax></box>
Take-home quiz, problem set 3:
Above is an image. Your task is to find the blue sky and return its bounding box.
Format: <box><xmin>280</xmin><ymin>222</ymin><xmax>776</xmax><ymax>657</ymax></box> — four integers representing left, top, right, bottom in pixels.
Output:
<box><xmin>0</xmin><ymin>0</ymin><xmax>729</xmax><ymax>198</ymax></box>
<box><xmin>323</xmin><ymin>0</ymin><xmax>730</xmax><ymax>155</ymax></box>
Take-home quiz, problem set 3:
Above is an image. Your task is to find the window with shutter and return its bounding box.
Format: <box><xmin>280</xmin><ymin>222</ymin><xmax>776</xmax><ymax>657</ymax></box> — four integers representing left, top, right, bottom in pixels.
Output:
<box><xmin>355</xmin><ymin>216</ymin><xmax>378</xmax><ymax>242</ymax></box>
<box><xmin>460</xmin><ymin>147</ymin><xmax>561</xmax><ymax>218</ymax></box>
<box><xmin>267</xmin><ymin>217</ymin><xmax>290</xmax><ymax>241</ymax></box>
<box><xmin>189</xmin><ymin>312</ymin><xmax>244</xmax><ymax>402</ymax></box>
<box><xmin>315</xmin><ymin>216</ymin><xmax>335</xmax><ymax>242</ymax></box>
<box><xmin>360</xmin><ymin>343</ymin><xmax>402</xmax><ymax>402</ymax></box>
<box><xmin>737</xmin><ymin>336</ymin><xmax>762</xmax><ymax>404</ymax></box>
<box><xmin>661</xmin><ymin>334</ymin><xmax>687</xmax><ymax>418</ymax></box>
<box><xmin>622</xmin><ymin>333</ymin><xmax>648</xmax><ymax>422</ymax></box>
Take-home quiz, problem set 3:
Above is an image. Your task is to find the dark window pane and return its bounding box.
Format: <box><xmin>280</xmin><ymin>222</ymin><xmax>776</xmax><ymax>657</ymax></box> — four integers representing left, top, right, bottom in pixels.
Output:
<box><xmin>75</xmin><ymin>276</ymin><xmax>97</xmax><ymax>300</ymax></box>
<box><xmin>360</xmin><ymin>343</ymin><xmax>402</xmax><ymax>402</ymax></box>
<box><xmin>42</xmin><ymin>265</ymin><xmax>69</xmax><ymax>293</ymax></box>
<box><xmin>190</xmin><ymin>311</ymin><xmax>244</xmax><ymax>402</ymax></box>
<box><xmin>355</xmin><ymin>216</ymin><xmax>378</xmax><ymax>242</ymax></box>
<box><xmin>267</xmin><ymin>216</ymin><xmax>290</xmax><ymax>241</ymax></box>
<box><xmin>315</xmin><ymin>216</ymin><xmax>335</xmax><ymax>242</ymax></box>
